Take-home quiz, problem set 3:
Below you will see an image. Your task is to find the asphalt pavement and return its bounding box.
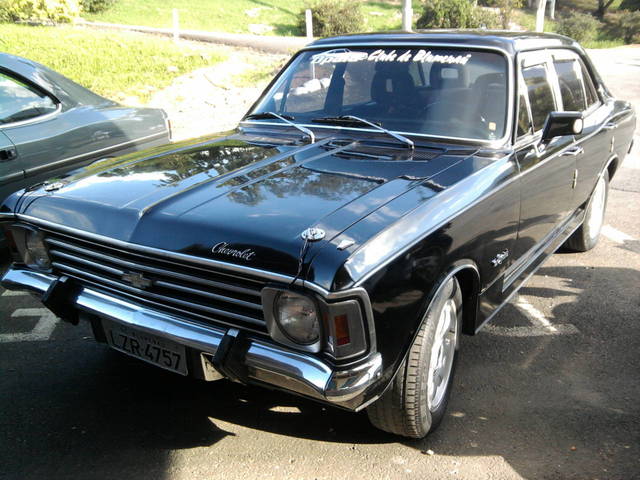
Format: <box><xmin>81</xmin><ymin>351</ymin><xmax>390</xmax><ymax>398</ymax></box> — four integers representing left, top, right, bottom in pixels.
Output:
<box><xmin>1</xmin><ymin>47</ymin><xmax>639</xmax><ymax>480</ymax></box>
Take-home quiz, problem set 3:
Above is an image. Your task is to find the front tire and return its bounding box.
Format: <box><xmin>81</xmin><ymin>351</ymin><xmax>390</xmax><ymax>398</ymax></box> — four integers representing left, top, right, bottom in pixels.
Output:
<box><xmin>565</xmin><ymin>171</ymin><xmax>609</xmax><ymax>252</ymax></box>
<box><xmin>367</xmin><ymin>277</ymin><xmax>462</xmax><ymax>438</ymax></box>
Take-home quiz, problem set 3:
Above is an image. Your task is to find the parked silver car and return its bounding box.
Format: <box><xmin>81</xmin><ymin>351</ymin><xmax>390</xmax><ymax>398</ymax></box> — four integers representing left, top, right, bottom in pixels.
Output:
<box><xmin>0</xmin><ymin>53</ymin><xmax>171</xmax><ymax>204</ymax></box>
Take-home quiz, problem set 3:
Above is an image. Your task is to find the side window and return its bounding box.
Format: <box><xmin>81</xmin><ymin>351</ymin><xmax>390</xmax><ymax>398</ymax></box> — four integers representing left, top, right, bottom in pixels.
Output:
<box><xmin>580</xmin><ymin>61</ymin><xmax>599</xmax><ymax>108</ymax></box>
<box><xmin>522</xmin><ymin>64</ymin><xmax>556</xmax><ymax>132</ymax></box>
<box><xmin>553</xmin><ymin>59</ymin><xmax>587</xmax><ymax>112</ymax></box>
<box><xmin>0</xmin><ymin>72</ymin><xmax>57</xmax><ymax>125</ymax></box>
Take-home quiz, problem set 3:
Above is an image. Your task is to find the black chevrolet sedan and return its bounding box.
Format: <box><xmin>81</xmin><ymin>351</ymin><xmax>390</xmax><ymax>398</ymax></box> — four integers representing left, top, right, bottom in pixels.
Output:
<box><xmin>0</xmin><ymin>31</ymin><xmax>635</xmax><ymax>438</ymax></box>
<box><xmin>0</xmin><ymin>53</ymin><xmax>171</xmax><ymax>204</ymax></box>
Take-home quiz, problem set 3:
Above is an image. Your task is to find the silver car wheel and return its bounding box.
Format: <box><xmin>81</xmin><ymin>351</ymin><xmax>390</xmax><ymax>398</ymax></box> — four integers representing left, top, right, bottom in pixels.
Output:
<box><xmin>427</xmin><ymin>296</ymin><xmax>458</xmax><ymax>411</ymax></box>
<box><xmin>587</xmin><ymin>175</ymin><xmax>606</xmax><ymax>241</ymax></box>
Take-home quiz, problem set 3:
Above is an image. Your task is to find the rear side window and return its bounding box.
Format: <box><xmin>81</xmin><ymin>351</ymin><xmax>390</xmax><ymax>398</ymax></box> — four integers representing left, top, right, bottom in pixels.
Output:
<box><xmin>522</xmin><ymin>64</ymin><xmax>556</xmax><ymax>131</ymax></box>
<box><xmin>553</xmin><ymin>59</ymin><xmax>587</xmax><ymax>111</ymax></box>
<box><xmin>580</xmin><ymin>62</ymin><xmax>599</xmax><ymax>108</ymax></box>
<box><xmin>0</xmin><ymin>72</ymin><xmax>57</xmax><ymax>125</ymax></box>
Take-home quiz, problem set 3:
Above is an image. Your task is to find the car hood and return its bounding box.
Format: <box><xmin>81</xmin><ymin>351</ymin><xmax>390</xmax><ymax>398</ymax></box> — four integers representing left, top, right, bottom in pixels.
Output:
<box><xmin>13</xmin><ymin>132</ymin><xmax>477</xmax><ymax>286</ymax></box>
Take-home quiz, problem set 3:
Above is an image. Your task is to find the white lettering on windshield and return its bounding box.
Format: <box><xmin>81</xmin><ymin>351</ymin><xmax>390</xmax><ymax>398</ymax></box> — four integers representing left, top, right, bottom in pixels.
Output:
<box><xmin>311</xmin><ymin>49</ymin><xmax>472</xmax><ymax>65</ymax></box>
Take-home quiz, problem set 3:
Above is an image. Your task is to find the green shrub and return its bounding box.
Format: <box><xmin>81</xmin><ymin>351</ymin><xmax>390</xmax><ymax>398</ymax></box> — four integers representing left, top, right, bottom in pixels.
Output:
<box><xmin>416</xmin><ymin>0</ymin><xmax>505</xmax><ymax>29</ymax></box>
<box><xmin>556</xmin><ymin>12</ymin><xmax>601</xmax><ymax>43</ymax></box>
<box><xmin>474</xmin><ymin>7</ymin><xmax>502</xmax><ymax>29</ymax></box>
<box><xmin>298</xmin><ymin>0</ymin><xmax>364</xmax><ymax>37</ymax></box>
<box><xmin>80</xmin><ymin>0</ymin><xmax>116</xmax><ymax>14</ymax></box>
<box><xmin>605</xmin><ymin>10</ymin><xmax>640</xmax><ymax>43</ymax></box>
<box><xmin>417</xmin><ymin>0</ymin><xmax>478</xmax><ymax>29</ymax></box>
<box><xmin>1</xmin><ymin>0</ymin><xmax>81</xmax><ymax>23</ymax></box>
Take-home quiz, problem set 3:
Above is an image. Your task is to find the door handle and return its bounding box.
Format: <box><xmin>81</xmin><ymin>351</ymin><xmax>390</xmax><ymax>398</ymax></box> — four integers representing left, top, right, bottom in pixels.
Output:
<box><xmin>602</xmin><ymin>122</ymin><xmax>617</xmax><ymax>131</ymax></box>
<box><xmin>560</xmin><ymin>146</ymin><xmax>584</xmax><ymax>157</ymax></box>
<box><xmin>0</xmin><ymin>147</ymin><xmax>17</xmax><ymax>162</ymax></box>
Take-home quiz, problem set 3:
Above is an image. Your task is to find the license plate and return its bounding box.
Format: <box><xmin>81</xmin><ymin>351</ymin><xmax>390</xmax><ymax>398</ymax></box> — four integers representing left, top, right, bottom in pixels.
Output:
<box><xmin>103</xmin><ymin>320</ymin><xmax>188</xmax><ymax>375</ymax></box>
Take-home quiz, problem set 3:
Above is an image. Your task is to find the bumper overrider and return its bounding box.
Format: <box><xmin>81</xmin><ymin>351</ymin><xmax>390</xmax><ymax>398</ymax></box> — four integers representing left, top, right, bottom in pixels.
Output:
<box><xmin>1</xmin><ymin>267</ymin><xmax>382</xmax><ymax>410</ymax></box>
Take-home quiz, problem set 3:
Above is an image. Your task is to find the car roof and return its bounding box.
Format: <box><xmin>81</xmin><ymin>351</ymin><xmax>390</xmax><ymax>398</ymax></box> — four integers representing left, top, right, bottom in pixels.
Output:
<box><xmin>0</xmin><ymin>52</ymin><xmax>113</xmax><ymax>107</ymax></box>
<box><xmin>308</xmin><ymin>30</ymin><xmax>581</xmax><ymax>55</ymax></box>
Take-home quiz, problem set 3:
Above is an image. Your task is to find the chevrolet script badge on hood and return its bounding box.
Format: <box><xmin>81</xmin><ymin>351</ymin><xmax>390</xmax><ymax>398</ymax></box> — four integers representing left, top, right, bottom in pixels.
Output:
<box><xmin>212</xmin><ymin>242</ymin><xmax>256</xmax><ymax>261</ymax></box>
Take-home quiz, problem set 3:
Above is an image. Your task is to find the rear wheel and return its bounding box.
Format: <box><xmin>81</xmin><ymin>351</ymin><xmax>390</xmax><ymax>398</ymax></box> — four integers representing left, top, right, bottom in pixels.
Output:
<box><xmin>367</xmin><ymin>277</ymin><xmax>462</xmax><ymax>438</ymax></box>
<box><xmin>565</xmin><ymin>171</ymin><xmax>609</xmax><ymax>252</ymax></box>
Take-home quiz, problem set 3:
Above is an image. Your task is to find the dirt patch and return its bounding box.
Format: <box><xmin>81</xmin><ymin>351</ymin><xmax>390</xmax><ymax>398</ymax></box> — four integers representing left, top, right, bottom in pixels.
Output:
<box><xmin>147</xmin><ymin>48</ymin><xmax>288</xmax><ymax>141</ymax></box>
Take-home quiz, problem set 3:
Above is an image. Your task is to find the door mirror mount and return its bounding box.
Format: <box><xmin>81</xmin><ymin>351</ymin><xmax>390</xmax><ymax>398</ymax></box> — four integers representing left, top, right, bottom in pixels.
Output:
<box><xmin>541</xmin><ymin>111</ymin><xmax>583</xmax><ymax>144</ymax></box>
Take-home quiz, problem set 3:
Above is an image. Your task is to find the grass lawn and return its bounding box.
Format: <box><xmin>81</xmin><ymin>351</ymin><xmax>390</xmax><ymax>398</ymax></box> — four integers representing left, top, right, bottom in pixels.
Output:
<box><xmin>84</xmin><ymin>0</ymin><xmax>419</xmax><ymax>36</ymax></box>
<box><xmin>0</xmin><ymin>23</ymin><xmax>226</xmax><ymax>102</ymax></box>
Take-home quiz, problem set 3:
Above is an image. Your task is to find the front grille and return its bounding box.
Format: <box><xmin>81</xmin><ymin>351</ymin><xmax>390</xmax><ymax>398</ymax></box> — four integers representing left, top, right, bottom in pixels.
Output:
<box><xmin>43</xmin><ymin>230</ymin><xmax>268</xmax><ymax>335</ymax></box>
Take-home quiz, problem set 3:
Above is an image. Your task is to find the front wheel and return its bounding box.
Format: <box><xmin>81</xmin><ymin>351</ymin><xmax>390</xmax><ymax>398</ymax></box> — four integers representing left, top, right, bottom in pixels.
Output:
<box><xmin>366</xmin><ymin>277</ymin><xmax>462</xmax><ymax>438</ymax></box>
<box><xmin>565</xmin><ymin>171</ymin><xmax>609</xmax><ymax>252</ymax></box>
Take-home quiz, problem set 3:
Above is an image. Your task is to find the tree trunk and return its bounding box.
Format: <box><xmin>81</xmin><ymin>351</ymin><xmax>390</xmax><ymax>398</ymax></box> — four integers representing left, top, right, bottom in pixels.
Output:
<box><xmin>595</xmin><ymin>0</ymin><xmax>615</xmax><ymax>19</ymax></box>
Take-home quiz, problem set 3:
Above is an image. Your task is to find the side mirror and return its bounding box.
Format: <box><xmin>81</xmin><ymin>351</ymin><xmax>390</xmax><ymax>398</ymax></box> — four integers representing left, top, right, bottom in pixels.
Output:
<box><xmin>541</xmin><ymin>111</ymin><xmax>583</xmax><ymax>143</ymax></box>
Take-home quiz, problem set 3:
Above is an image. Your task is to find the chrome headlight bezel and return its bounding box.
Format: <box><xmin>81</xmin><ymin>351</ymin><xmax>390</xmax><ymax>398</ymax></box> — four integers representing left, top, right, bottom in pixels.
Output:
<box><xmin>261</xmin><ymin>286</ymin><xmax>369</xmax><ymax>359</ymax></box>
<box><xmin>10</xmin><ymin>225</ymin><xmax>51</xmax><ymax>271</ymax></box>
<box><xmin>262</xmin><ymin>288</ymin><xmax>323</xmax><ymax>353</ymax></box>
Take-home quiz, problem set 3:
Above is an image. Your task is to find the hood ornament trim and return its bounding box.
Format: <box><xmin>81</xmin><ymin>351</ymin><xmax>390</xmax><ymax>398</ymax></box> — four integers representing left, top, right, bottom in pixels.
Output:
<box><xmin>301</xmin><ymin>227</ymin><xmax>325</xmax><ymax>242</ymax></box>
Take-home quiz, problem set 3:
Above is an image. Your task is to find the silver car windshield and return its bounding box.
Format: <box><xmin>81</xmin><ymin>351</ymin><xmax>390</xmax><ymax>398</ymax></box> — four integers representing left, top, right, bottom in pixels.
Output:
<box><xmin>249</xmin><ymin>47</ymin><xmax>508</xmax><ymax>141</ymax></box>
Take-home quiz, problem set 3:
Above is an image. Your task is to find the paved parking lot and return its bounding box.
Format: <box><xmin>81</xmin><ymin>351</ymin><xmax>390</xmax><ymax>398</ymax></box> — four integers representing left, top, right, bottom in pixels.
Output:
<box><xmin>1</xmin><ymin>48</ymin><xmax>639</xmax><ymax>480</ymax></box>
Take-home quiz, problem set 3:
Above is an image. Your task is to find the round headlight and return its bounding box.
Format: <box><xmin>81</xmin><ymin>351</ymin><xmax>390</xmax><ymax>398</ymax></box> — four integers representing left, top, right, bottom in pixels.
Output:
<box><xmin>25</xmin><ymin>230</ymin><xmax>51</xmax><ymax>269</ymax></box>
<box><xmin>275</xmin><ymin>291</ymin><xmax>320</xmax><ymax>344</ymax></box>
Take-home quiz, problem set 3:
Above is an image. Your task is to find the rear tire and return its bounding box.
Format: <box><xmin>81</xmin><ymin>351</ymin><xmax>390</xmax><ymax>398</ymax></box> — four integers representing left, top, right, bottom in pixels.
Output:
<box><xmin>565</xmin><ymin>171</ymin><xmax>609</xmax><ymax>252</ymax></box>
<box><xmin>367</xmin><ymin>277</ymin><xmax>462</xmax><ymax>438</ymax></box>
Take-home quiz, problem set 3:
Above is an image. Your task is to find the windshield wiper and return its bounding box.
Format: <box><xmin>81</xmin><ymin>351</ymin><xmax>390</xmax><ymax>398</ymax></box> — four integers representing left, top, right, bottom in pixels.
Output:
<box><xmin>312</xmin><ymin>115</ymin><xmax>414</xmax><ymax>150</ymax></box>
<box><xmin>243</xmin><ymin>112</ymin><xmax>315</xmax><ymax>143</ymax></box>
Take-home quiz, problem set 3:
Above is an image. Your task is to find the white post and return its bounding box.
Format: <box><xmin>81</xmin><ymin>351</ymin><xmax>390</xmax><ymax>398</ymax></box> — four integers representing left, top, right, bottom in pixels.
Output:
<box><xmin>548</xmin><ymin>0</ymin><xmax>556</xmax><ymax>20</ymax></box>
<box><xmin>402</xmin><ymin>0</ymin><xmax>413</xmax><ymax>31</ymax></box>
<box><xmin>305</xmin><ymin>9</ymin><xmax>313</xmax><ymax>40</ymax></box>
<box><xmin>172</xmin><ymin>9</ymin><xmax>179</xmax><ymax>42</ymax></box>
<box><xmin>535</xmin><ymin>0</ymin><xmax>547</xmax><ymax>32</ymax></box>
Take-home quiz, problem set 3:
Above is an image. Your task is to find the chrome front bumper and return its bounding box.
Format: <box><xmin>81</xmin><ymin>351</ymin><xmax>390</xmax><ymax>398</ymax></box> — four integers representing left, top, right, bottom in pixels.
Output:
<box><xmin>1</xmin><ymin>268</ymin><xmax>382</xmax><ymax>410</ymax></box>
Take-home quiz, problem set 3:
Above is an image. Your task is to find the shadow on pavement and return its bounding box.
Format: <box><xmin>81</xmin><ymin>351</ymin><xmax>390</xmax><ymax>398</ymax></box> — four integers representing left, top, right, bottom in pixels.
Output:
<box><xmin>1</xmin><ymin>265</ymin><xmax>638</xmax><ymax>480</ymax></box>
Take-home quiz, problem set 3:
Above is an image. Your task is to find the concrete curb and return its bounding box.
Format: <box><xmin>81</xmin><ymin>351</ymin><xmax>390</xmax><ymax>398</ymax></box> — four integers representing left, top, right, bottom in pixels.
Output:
<box><xmin>77</xmin><ymin>20</ymin><xmax>310</xmax><ymax>54</ymax></box>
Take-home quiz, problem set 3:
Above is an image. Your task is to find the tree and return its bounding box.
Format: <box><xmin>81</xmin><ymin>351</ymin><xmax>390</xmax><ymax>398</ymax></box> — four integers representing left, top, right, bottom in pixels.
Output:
<box><xmin>595</xmin><ymin>0</ymin><xmax>616</xmax><ymax>19</ymax></box>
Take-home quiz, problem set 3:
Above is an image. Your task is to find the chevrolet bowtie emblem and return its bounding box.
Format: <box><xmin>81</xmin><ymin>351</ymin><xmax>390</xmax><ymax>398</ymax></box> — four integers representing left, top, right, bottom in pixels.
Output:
<box><xmin>121</xmin><ymin>272</ymin><xmax>152</xmax><ymax>289</ymax></box>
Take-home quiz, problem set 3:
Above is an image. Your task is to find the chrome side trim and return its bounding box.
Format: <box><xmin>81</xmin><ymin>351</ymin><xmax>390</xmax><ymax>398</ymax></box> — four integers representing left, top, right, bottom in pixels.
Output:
<box><xmin>1</xmin><ymin>267</ymin><xmax>382</xmax><ymax>408</ymax></box>
<box><xmin>23</xmin><ymin>130</ymin><xmax>168</xmax><ymax>178</ymax></box>
<box><xmin>0</xmin><ymin>103</ymin><xmax>62</xmax><ymax>130</ymax></box>
<box><xmin>475</xmin><ymin>210</ymin><xmax>583</xmax><ymax>333</ymax></box>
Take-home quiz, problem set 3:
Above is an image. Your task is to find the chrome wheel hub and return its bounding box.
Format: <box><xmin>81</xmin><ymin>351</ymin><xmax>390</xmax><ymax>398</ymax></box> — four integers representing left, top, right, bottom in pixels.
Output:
<box><xmin>587</xmin><ymin>176</ymin><xmax>606</xmax><ymax>240</ymax></box>
<box><xmin>427</xmin><ymin>297</ymin><xmax>458</xmax><ymax>411</ymax></box>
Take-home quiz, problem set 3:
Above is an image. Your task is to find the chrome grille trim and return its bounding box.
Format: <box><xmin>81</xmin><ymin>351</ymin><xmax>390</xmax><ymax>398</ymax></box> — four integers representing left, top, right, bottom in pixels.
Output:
<box><xmin>46</xmin><ymin>238</ymin><xmax>262</xmax><ymax>297</ymax></box>
<box><xmin>44</xmin><ymin>232</ymin><xmax>268</xmax><ymax>333</ymax></box>
<box><xmin>52</xmin><ymin>263</ymin><xmax>265</xmax><ymax>327</ymax></box>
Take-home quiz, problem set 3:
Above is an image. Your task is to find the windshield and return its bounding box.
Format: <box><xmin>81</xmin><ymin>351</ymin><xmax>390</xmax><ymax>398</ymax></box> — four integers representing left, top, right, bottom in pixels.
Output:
<box><xmin>249</xmin><ymin>47</ymin><xmax>509</xmax><ymax>141</ymax></box>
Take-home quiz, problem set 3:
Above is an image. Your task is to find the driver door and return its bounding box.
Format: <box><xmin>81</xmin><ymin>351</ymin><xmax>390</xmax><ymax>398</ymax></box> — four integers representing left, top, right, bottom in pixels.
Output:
<box><xmin>507</xmin><ymin>52</ymin><xmax>578</xmax><ymax>289</ymax></box>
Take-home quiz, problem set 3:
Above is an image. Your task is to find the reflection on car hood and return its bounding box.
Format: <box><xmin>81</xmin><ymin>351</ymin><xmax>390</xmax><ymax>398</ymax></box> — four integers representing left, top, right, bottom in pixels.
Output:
<box><xmin>14</xmin><ymin>132</ymin><xmax>477</xmax><ymax>285</ymax></box>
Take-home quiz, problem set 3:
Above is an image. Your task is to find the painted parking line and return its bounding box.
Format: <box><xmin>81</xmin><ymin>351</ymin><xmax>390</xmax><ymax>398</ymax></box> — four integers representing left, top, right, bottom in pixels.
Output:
<box><xmin>486</xmin><ymin>296</ymin><xmax>579</xmax><ymax>338</ymax></box>
<box><xmin>0</xmin><ymin>308</ymin><xmax>59</xmax><ymax>343</ymax></box>
<box><xmin>601</xmin><ymin>225</ymin><xmax>636</xmax><ymax>245</ymax></box>
<box><xmin>484</xmin><ymin>323</ymin><xmax>579</xmax><ymax>337</ymax></box>
<box><xmin>1</xmin><ymin>290</ymin><xmax>29</xmax><ymax>297</ymax></box>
